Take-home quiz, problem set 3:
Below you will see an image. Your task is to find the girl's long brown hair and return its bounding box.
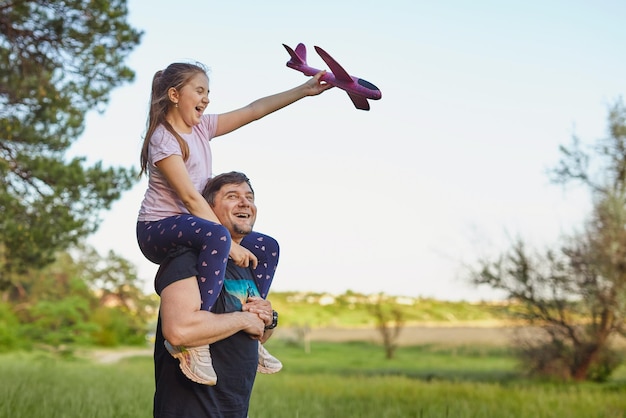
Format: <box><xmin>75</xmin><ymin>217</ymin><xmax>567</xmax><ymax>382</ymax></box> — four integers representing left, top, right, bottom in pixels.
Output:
<box><xmin>139</xmin><ymin>62</ymin><xmax>208</xmax><ymax>177</ymax></box>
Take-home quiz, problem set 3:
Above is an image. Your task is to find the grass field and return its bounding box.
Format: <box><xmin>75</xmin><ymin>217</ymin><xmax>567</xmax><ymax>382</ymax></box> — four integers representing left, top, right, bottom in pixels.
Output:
<box><xmin>2</xmin><ymin>338</ymin><xmax>626</xmax><ymax>418</ymax></box>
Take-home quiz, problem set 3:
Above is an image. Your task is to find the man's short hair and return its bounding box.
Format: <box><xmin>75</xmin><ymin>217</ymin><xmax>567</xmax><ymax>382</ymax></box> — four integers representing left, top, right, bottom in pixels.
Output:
<box><xmin>202</xmin><ymin>171</ymin><xmax>254</xmax><ymax>206</ymax></box>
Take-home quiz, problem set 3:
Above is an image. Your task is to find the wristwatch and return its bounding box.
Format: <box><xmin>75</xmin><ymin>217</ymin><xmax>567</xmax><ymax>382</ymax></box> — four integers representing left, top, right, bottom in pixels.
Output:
<box><xmin>265</xmin><ymin>310</ymin><xmax>278</xmax><ymax>330</ymax></box>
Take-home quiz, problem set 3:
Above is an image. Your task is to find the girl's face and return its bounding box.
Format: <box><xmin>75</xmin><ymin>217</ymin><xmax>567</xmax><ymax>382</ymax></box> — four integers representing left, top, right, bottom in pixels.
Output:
<box><xmin>168</xmin><ymin>72</ymin><xmax>210</xmax><ymax>133</ymax></box>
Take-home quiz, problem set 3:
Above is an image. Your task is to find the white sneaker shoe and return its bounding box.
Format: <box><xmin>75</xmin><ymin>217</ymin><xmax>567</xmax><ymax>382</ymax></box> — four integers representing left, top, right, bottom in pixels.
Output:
<box><xmin>164</xmin><ymin>341</ymin><xmax>217</xmax><ymax>385</ymax></box>
<box><xmin>257</xmin><ymin>343</ymin><xmax>282</xmax><ymax>374</ymax></box>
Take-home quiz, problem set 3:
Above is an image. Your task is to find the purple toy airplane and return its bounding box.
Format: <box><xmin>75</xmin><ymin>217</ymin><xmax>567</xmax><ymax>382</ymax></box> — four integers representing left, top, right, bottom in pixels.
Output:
<box><xmin>283</xmin><ymin>43</ymin><xmax>382</xmax><ymax>111</ymax></box>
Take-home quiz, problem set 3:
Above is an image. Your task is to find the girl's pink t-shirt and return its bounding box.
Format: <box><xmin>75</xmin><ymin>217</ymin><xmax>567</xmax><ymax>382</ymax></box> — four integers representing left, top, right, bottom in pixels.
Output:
<box><xmin>137</xmin><ymin>114</ymin><xmax>218</xmax><ymax>222</ymax></box>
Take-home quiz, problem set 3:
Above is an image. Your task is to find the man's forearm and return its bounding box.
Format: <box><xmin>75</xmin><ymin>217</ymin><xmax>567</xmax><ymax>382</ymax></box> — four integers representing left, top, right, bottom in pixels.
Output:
<box><xmin>165</xmin><ymin>310</ymin><xmax>252</xmax><ymax>347</ymax></box>
<box><xmin>160</xmin><ymin>277</ymin><xmax>265</xmax><ymax>347</ymax></box>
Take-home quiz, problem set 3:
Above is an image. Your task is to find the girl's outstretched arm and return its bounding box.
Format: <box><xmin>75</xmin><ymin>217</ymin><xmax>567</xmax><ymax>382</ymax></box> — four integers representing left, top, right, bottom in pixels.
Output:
<box><xmin>215</xmin><ymin>71</ymin><xmax>331</xmax><ymax>137</ymax></box>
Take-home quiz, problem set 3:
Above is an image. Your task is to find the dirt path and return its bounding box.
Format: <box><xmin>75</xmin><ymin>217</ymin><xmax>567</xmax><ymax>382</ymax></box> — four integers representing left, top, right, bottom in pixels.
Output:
<box><xmin>86</xmin><ymin>347</ymin><xmax>153</xmax><ymax>364</ymax></box>
<box><xmin>275</xmin><ymin>324</ymin><xmax>520</xmax><ymax>347</ymax></box>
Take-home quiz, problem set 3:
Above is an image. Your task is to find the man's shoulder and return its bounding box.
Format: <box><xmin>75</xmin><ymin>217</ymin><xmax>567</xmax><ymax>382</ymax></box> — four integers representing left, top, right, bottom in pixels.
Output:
<box><xmin>155</xmin><ymin>247</ymin><xmax>199</xmax><ymax>295</ymax></box>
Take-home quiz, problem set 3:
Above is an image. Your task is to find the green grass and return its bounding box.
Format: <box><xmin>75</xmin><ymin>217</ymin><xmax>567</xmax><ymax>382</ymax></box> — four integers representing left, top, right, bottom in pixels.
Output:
<box><xmin>271</xmin><ymin>340</ymin><xmax>518</xmax><ymax>381</ymax></box>
<box><xmin>0</xmin><ymin>352</ymin><xmax>153</xmax><ymax>418</ymax></box>
<box><xmin>1</xmin><ymin>342</ymin><xmax>626</xmax><ymax>418</ymax></box>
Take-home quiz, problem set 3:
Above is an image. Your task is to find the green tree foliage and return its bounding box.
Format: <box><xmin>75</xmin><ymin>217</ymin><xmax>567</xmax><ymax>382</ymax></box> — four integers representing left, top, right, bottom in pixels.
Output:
<box><xmin>5</xmin><ymin>246</ymin><xmax>157</xmax><ymax>350</ymax></box>
<box><xmin>73</xmin><ymin>246</ymin><xmax>157</xmax><ymax>346</ymax></box>
<box><xmin>471</xmin><ymin>99</ymin><xmax>626</xmax><ymax>382</ymax></box>
<box><xmin>0</xmin><ymin>1</ymin><xmax>142</xmax><ymax>291</ymax></box>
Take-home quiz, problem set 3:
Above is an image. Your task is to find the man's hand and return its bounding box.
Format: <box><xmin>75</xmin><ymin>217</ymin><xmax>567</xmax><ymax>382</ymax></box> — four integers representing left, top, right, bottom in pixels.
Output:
<box><xmin>242</xmin><ymin>296</ymin><xmax>273</xmax><ymax>328</ymax></box>
<box><xmin>239</xmin><ymin>310</ymin><xmax>266</xmax><ymax>339</ymax></box>
<box><xmin>229</xmin><ymin>241</ymin><xmax>258</xmax><ymax>269</ymax></box>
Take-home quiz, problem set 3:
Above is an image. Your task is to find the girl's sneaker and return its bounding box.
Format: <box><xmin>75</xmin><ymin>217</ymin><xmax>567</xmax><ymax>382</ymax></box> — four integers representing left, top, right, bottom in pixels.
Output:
<box><xmin>164</xmin><ymin>340</ymin><xmax>217</xmax><ymax>385</ymax></box>
<box><xmin>257</xmin><ymin>343</ymin><xmax>283</xmax><ymax>374</ymax></box>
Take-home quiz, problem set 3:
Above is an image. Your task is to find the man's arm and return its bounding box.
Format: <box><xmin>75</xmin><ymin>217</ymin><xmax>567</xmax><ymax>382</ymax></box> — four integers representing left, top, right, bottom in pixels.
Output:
<box><xmin>160</xmin><ymin>276</ymin><xmax>265</xmax><ymax>347</ymax></box>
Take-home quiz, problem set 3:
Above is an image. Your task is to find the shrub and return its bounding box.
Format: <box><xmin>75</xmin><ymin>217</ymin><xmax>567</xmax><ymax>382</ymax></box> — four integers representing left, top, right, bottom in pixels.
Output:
<box><xmin>0</xmin><ymin>303</ymin><xmax>21</xmax><ymax>351</ymax></box>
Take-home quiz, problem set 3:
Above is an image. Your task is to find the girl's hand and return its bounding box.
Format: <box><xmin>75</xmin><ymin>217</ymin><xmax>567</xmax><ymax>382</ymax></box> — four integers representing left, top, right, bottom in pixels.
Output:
<box><xmin>304</xmin><ymin>70</ymin><xmax>334</xmax><ymax>96</ymax></box>
<box><xmin>229</xmin><ymin>241</ymin><xmax>258</xmax><ymax>269</ymax></box>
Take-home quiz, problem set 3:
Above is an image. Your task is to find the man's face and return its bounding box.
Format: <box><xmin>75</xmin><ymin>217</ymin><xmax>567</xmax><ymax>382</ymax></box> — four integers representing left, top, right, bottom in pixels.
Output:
<box><xmin>211</xmin><ymin>182</ymin><xmax>257</xmax><ymax>241</ymax></box>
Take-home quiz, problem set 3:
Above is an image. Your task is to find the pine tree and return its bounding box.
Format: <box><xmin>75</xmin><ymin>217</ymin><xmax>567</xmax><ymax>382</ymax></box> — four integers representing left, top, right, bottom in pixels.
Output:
<box><xmin>0</xmin><ymin>1</ymin><xmax>142</xmax><ymax>290</ymax></box>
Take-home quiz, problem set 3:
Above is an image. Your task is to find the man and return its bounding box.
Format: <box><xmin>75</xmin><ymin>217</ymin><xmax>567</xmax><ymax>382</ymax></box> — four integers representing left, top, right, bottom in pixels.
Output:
<box><xmin>153</xmin><ymin>171</ymin><xmax>279</xmax><ymax>418</ymax></box>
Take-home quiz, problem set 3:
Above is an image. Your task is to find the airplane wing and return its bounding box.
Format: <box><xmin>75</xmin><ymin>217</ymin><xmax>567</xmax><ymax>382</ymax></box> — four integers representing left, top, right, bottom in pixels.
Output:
<box><xmin>314</xmin><ymin>46</ymin><xmax>353</xmax><ymax>83</ymax></box>
<box><xmin>347</xmin><ymin>93</ymin><xmax>370</xmax><ymax>111</ymax></box>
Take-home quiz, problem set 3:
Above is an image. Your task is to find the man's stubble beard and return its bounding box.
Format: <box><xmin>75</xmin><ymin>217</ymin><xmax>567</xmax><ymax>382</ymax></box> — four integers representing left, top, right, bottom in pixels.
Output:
<box><xmin>232</xmin><ymin>223</ymin><xmax>254</xmax><ymax>237</ymax></box>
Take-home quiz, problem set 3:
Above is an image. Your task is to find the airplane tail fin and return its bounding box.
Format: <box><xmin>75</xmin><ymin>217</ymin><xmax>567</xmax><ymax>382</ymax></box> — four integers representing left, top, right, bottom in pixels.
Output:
<box><xmin>348</xmin><ymin>92</ymin><xmax>370</xmax><ymax>111</ymax></box>
<box><xmin>283</xmin><ymin>43</ymin><xmax>307</xmax><ymax>65</ymax></box>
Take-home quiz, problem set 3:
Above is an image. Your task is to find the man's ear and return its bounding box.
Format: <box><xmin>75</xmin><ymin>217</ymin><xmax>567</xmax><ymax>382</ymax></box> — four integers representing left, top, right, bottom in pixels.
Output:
<box><xmin>167</xmin><ymin>87</ymin><xmax>179</xmax><ymax>105</ymax></box>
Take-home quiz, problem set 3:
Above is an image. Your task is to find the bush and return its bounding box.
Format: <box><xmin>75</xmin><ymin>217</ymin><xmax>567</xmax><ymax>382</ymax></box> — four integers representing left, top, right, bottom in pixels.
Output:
<box><xmin>91</xmin><ymin>306</ymin><xmax>148</xmax><ymax>346</ymax></box>
<box><xmin>515</xmin><ymin>337</ymin><xmax>622</xmax><ymax>382</ymax></box>
<box><xmin>586</xmin><ymin>347</ymin><xmax>622</xmax><ymax>383</ymax></box>
<box><xmin>21</xmin><ymin>297</ymin><xmax>98</xmax><ymax>347</ymax></box>
<box><xmin>0</xmin><ymin>303</ymin><xmax>21</xmax><ymax>351</ymax></box>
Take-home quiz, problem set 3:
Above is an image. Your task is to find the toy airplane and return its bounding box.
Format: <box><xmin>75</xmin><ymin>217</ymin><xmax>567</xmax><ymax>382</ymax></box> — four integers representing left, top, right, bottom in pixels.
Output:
<box><xmin>283</xmin><ymin>43</ymin><xmax>382</xmax><ymax>111</ymax></box>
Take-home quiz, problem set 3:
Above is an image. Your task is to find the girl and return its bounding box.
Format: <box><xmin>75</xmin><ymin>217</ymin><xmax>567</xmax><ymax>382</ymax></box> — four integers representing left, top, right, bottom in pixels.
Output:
<box><xmin>137</xmin><ymin>61</ymin><xmax>330</xmax><ymax>385</ymax></box>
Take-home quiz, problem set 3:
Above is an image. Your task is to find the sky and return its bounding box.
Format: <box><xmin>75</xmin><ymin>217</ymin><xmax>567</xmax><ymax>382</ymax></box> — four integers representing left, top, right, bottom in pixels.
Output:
<box><xmin>69</xmin><ymin>0</ymin><xmax>626</xmax><ymax>301</ymax></box>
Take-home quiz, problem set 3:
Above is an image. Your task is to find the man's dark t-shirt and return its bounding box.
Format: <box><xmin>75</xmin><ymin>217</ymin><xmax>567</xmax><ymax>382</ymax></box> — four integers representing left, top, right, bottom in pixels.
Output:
<box><xmin>153</xmin><ymin>249</ymin><xmax>260</xmax><ymax>418</ymax></box>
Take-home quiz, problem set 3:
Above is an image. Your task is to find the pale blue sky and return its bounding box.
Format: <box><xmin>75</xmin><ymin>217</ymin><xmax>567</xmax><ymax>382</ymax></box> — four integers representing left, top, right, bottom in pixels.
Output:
<box><xmin>71</xmin><ymin>0</ymin><xmax>626</xmax><ymax>300</ymax></box>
